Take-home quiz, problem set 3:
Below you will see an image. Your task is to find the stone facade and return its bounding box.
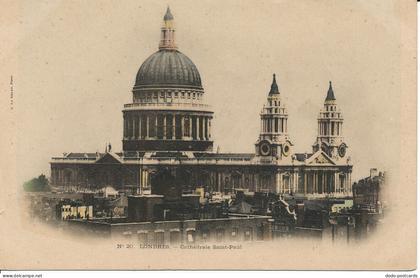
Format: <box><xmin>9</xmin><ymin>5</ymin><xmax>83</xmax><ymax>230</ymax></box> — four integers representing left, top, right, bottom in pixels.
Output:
<box><xmin>50</xmin><ymin>8</ymin><xmax>353</xmax><ymax>199</ymax></box>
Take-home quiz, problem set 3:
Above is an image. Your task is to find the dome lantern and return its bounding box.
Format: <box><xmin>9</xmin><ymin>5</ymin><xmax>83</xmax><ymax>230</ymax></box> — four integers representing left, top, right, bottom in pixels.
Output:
<box><xmin>159</xmin><ymin>6</ymin><xmax>177</xmax><ymax>50</ymax></box>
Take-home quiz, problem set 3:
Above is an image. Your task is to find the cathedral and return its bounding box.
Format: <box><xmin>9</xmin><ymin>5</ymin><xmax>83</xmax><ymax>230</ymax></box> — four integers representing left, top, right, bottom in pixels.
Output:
<box><xmin>50</xmin><ymin>8</ymin><xmax>353</xmax><ymax>198</ymax></box>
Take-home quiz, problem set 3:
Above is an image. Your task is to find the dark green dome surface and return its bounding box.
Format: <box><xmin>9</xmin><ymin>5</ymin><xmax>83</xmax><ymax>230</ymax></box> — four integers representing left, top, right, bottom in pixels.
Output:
<box><xmin>135</xmin><ymin>49</ymin><xmax>203</xmax><ymax>89</ymax></box>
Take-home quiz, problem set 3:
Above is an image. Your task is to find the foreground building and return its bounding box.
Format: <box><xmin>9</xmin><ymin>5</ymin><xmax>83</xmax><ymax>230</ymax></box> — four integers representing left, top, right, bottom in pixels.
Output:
<box><xmin>50</xmin><ymin>8</ymin><xmax>352</xmax><ymax>198</ymax></box>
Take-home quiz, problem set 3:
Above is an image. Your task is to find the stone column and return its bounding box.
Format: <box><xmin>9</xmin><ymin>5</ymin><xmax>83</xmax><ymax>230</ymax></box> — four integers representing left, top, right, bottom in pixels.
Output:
<box><xmin>155</xmin><ymin>115</ymin><xmax>158</xmax><ymax>139</ymax></box>
<box><xmin>261</xmin><ymin>118</ymin><xmax>264</xmax><ymax>133</ymax></box>
<box><xmin>123</xmin><ymin>116</ymin><xmax>127</xmax><ymax>139</ymax></box>
<box><xmin>347</xmin><ymin>172</ymin><xmax>351</xmax><ymax>194</ymax></box>
<box><xmin>163</xmin><ymin>115</ymin><xmax>167</xmax><ymax>139</ymax></box>
<box><xmin>204</xmin><ymin>117</ymin><xmax>208</xmax><ymax>140</ymax></box>
<box><xmin>197</xmin><ymin>116</ymin><xmax>201</xmax><ymax>140</ymax></box>
<box><xmin>126</xmin><ymin>116</ymin><xmax>131</xmax><ymax>138</ymax></box>
<box><xmin>334</xmin><ymin>172</ymin><xmax>338</xmax><ymax>194</ymax></box>
<box><xmin>254</xmin><ymin>174</ymin><xmax>258</xmax><ymax>192</ymax></box>
<box><xmin>180</xmin><ymin>115</ymin><xmax>184</xmax><ymax>139</ymax></box>
<box><xmin>217</xmin><ymin>172</ymin><xmax>221</xmax><ymax>192</ymax></box>
<box><xmin>272</xmin><ymin>118</ymin><xmax>275</xmax><ymax>134</ymax></box>
<box><xmin>349</xmin><ymin>172</ymin><xmax>352</xmax><ymax>194</ymax></box>
<box><xmin>189</xmin><ymin>116</ymin><xmax>193</xmax><ymax>140</ymax></box>
<box><xmin>172</xmin><ymin>114</ymin><xmax>175</xmax><ymax>140</ymax></box>
<box><xmin>146</xmin><ymin>114</ymin><xmax>149</xmax><ymax>139</ymax></box>
<box><xmin>201</xmin><ymin>116</ymin><xmax>205</xmax><ymax>140</ymax></box>
<box><xmin>132</xmin><ymin>116</ymin><xmax>136</xmax><ymax>139</ymax></box>
<box><xmin>138</xmin><ymin>115</ymin><xmax>142</xmax><ymax>139</ymax></box>
<box><xmin>208</xmin><ymin>119</ymin><xmax>211</xmax><ymax>139</ymax></box>
<box><xmin>309</xmin><ymin>171</ymin><xmax>314</xmax><ymax>194</ymax></box>
<box><xmin>275</xmin><ymin>172</ymin><xmax>281</xmax><ymax>193</ymax></box>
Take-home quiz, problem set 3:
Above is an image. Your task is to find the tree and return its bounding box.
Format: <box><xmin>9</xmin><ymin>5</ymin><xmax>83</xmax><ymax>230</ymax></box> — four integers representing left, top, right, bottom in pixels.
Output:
<box><xmin>23</xmin><ymin>174</ymin><xmax>50</xmax><ymax>192</ymax></box>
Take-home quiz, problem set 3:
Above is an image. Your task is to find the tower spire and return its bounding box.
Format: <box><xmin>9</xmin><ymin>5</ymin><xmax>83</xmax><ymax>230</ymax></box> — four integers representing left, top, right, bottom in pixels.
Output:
<box><xmin>314</xmin><ymin>80</ymin><xmax>346</xmax><ymax>159</ymax></box>
<box><xmin>269</xmin><ymin>73</ymin><xmax>279</xmax><ymax>95</ymax></box>
<box><xmin>256</xmin><ymin>73</ymin><xmax>292</xmax><ymax>159</ymax></box>
<box><xmin>164</xmin><ymin>6</ymin><xmax>174</xmax><ymax>21</ymax></box>
<box><xmin>325</xmin><ymin>81</ymin><xmax>336</xmax><ymax>101</ymax></box>
<box><xmin>159</xmin><ymin>6</ymin><xmax>177</xmax><ymax>50</ymax></box>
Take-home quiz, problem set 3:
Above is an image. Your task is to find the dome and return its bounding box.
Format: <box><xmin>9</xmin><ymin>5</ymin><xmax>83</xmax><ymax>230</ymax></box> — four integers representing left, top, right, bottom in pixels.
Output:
<box><xmin>134</xmin><ymin>49</ymin><xmax>203</xmax><ymax>90</ymax></box>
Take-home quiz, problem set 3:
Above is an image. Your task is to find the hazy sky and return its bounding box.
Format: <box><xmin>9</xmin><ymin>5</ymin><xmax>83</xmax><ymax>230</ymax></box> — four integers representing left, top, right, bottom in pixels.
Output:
<box><xmin>11</xmin><ymin>0</ymin><xmax>405</xmax><ymax>184</ymax></box>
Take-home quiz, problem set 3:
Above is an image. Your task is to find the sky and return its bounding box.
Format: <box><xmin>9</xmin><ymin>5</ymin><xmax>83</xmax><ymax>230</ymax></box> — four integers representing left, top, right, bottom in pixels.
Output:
<box><xmin>9</xmin><ymin>0</ymin><xmax>406</xmax><ymax>184</ymax></box>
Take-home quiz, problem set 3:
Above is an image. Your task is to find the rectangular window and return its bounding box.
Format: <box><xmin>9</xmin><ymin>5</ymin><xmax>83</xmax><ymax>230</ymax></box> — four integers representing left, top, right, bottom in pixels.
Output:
<box><xmin>154</xmin><ymin>232</ymin><xmax>165</xmax><ymax>245</ymax></box>
<box><xmin>244</xmin><ymin>229</ymin><xmax>252</xmax><ymax>241</ymax></box>
<box><xmin>187</xmin><ymin>231</ymin><xmax>195</xmax><ymax>243</ymax></box>
<box><xmin>216</xmin><ymin>229</ymin><xmax>225</xmax><ymax>242</ymax></box>
<box><xmin>170</xmin><ymin>231</ymin><xmax>181</xmax><ymax>244</ymax></box>
<box><xmin>231</xmin><ymin>228</ymin><xmax>239</xmax><ymax>241</ymax></box>
<box><xmin>123</xmin><ymin>231</ymin><xmax>132</xmax><ymax>239</ymax></box>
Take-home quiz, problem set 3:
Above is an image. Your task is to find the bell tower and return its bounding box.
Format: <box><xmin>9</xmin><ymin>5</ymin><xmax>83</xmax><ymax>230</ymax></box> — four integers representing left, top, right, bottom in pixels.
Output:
<box><xmin>313</xmin><ymin>81</ymin><xmax>348</xmax><ymax>160</ymax></box>
<box><xmin>255</xmin><ymin>74</ymin><xmax>293</xmax><ymax>160</ymax></box>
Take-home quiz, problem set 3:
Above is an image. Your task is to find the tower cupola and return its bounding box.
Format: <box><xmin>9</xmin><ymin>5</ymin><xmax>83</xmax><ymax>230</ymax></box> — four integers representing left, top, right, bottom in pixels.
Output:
<box><xmin>159</xmin><ymin>7</ymin><xmax>177</xmax><ymax>50</ymax></box>
<box><xmin>313</xmin><ymin>81</ymin><xmax>348</xmax><ymax>160</ymax></box>
<box><xmin>255</xmin><ymin>74</ymin><xmax>293</xmax><ymax>160</ymax></box>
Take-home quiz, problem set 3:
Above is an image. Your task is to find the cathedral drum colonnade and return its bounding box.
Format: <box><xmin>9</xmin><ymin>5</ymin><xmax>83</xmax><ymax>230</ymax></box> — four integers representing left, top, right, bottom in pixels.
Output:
<box><xmin>122</xmin><ymin>8</ymin><xmax>213</xmax><ymax>152</ymax></box>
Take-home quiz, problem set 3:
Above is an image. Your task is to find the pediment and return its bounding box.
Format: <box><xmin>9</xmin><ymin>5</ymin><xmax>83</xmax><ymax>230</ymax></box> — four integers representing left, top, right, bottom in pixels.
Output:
<box><xmin>95</xmin><ymin>152</ymin><xmax>123</xmax><ymax>164</ymax></box>
<box><xmin>306</xmin><ymin>150</ymin><xmax>335</xmax><ymax>165</ymax></box>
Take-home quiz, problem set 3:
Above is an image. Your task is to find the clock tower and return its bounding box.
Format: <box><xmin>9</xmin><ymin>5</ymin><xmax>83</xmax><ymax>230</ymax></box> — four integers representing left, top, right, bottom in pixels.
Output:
<box><xmin>255</xmin><ymin>74</ymin><xmax>293</xmax><ymax>160</ymax></box>
<box><xmin>313</xmin><ymin>81</ymin><xmax>348</xmax><ymax>161</ymax></box>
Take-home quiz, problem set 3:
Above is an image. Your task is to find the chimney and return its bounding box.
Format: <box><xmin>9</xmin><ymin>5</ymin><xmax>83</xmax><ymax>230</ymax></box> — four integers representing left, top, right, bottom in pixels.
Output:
<box><xmin>370</xmin><ymin>168</ymin><xmax>378</xmax><ymax>178</ymax></box>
